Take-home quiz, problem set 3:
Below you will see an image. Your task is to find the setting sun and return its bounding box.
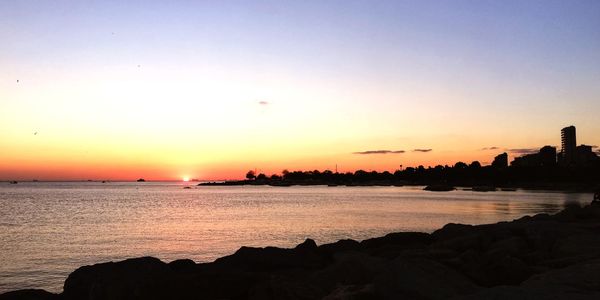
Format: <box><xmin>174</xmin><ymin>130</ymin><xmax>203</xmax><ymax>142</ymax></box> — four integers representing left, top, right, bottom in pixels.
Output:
<box><xmin>182</xmin><ymin>177</ymin><xmax>190</xmax><ymax>182</ymax></box>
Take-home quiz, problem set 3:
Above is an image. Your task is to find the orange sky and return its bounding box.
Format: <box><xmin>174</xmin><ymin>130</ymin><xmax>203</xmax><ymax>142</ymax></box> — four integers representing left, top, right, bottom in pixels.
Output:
<box><xmin>2</xmin><ymin>1</ymin><xmax>600</xmax><ymax>181</ymax></box>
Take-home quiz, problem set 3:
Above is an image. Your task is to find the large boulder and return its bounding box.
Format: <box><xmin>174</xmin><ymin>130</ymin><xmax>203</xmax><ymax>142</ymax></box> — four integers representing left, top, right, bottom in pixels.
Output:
<box><xmin>214</xmin><ymin>239</ymin><xmax>330</xmax><ymax>271</ymax></box>
<box><xmin>62</xmin><ymin>257</ymin><xmax>172</xmax><ymax>300</ymax></box>
<box><xmin>360</xmin><ymin>232</ymin><xmax>431</xmax><ymax>258</ymax></box>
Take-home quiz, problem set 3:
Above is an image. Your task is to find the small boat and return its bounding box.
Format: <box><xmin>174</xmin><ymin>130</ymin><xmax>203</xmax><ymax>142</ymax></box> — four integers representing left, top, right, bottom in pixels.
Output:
<box><xmin>424</xmin><ymin>184</ymin><xmax>455</xmax><ymax>192</ymax></box>
<box><xmin>183</xmin><ymin>186</ymin><xmax>192</xmax><ymax>189</ymax></box>
<box><xmin>10</xmin><ymin>181</ymin><xmax>18</xmax><ymax>184</ymax></box>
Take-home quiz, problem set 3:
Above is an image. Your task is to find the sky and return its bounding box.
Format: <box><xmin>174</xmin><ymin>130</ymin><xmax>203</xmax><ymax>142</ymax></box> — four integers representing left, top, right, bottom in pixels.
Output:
<box><xmin>1</xmin><ymin>0</ymin><xmax>600</xmax><ymax>181</ymax></box>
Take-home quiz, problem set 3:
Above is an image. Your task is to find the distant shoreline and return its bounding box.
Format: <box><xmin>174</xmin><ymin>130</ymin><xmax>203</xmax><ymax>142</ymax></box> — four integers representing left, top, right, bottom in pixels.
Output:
<box><xmin>198</xmin><ymin>179</ymin><xmax>599</xmax><ymax>193</ymax></box>
<box><xmin>3</xmin><ymin>179</ymin><xmax>597</xmax><ymax>193</ymax></box>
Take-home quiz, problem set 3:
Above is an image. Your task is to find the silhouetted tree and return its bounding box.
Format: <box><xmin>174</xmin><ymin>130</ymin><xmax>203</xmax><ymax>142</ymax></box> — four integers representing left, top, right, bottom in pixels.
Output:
<box><xmin>454</xmin><ymin>162</ymin><xmax>468</xmax><ymax>169</ymax></box>
<box><xmin>246</xmin><ymin>170</ymin><xmax>256</xmax><ymax>180</ymax></box>
<box><xmin>469</xmin><ymin>161</ymin><xmax>482</xmax><ymax>169</ymax></box>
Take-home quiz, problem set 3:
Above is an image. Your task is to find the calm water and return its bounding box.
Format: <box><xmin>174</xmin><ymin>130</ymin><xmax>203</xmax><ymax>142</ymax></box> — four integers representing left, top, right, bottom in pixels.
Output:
<box><xmin>0</xmin><ymin>182</ymin><xmax>592</xmax><ymax>293</ymax></box>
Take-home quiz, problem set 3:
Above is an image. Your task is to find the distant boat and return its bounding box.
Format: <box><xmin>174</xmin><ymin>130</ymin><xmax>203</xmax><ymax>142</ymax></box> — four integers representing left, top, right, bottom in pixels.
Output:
<box><xmin>137</xmin><ymin>178</ymin><xmax>146</xmax><ymax>182</ymax></box>
<box><xmin>101</xmin><ymin>181</ymin><xmax>107</xmax><ymax>183</ymax></box>
<box><xmin>183</xmin><ymin>186</ymin><xmax>192</xmax><ymax>189</ymax></box>
<box><xmin>10</xmin><ymin>181</ymin><xmax>18</xmax><ymax>184</ymax></box>
<box><xmin>424</xmin><ymin>184</ymin><xmax>455</xmax><ymax>192</ymax></box>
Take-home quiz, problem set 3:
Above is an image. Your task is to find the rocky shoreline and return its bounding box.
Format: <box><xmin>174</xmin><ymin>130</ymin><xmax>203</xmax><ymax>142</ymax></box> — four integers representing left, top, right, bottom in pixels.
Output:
<box><xmin>2</xmin><ymin>203</ymin><xmax>600</xmax><ymax>300</ymax></box>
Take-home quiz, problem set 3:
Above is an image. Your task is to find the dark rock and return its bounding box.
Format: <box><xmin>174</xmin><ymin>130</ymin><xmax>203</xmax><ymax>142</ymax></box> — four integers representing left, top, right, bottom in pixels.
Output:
<box><xmin>167</xmin><ymin>259</ymin><xmax>196</xmax><ymax>272</ymax></box>
<box><xmin>62</xmin><ymin>257</ymin><xmax>171</xmax><ymax>300</ymax></box>
<box><xmin>522</xmin><ymin>259</ymin><xmax>600</xmax><ymax>295</ymax></box>
<box><xmin>214</xmin><ymin>239</ymin><xmax>330</xmax><ymax>272</ymax></box>
<box><xmin>456</xmin><ymin>259</ymin><xmax>600</xmax><ymax>299</ymax></box>
<box><xmin>318</xmin><ymin>239</ymin><xmax>361</xmax><ymax>254</ymax></box>
<box><xmin>247</xmin><ymin>272</ymin><xmax>322</xmax><ymax>300</ymax></box>
<box><xmin>361</xmin><ymin>232</ymin><xmax>431</xmax><ymax>249</ymax></box>
<box><xmin>0</xmin><ymin>289</ymin><xmax>58</xmax><ymax>300</ymax></box>
<box><xmin>361</xmin><ymin>232</ymin><xmax>432</xmax><ymax>258</ymax></box>
<box><xmin>311</xmin><ymin>252</ymin><xmax>385</xmax><ymax>292</ymax></box>
<box><xmin>295</xmin><ymin>238</ymin><xmax>318</xmax><ymax>251</ymax></box>
<box><xmin>373</xmin><ymin>258</ymin><xmax>479</xmax><ymax>299</ymax></box>
<box><xmin>432</xmin><ymin>223</ymin><xmax>477</xmax><ymax>242</ymax></box>
<box><xmin>322</xmin><ymin>284</ymin><xmax>379</xmax><ymax>300</ymax></box>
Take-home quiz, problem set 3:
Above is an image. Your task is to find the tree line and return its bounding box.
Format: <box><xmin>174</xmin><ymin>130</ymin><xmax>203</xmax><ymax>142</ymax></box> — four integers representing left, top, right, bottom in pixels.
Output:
<box><xmin>243</xmin><ymin>161</ymin><xmax>600</xmax><ymax>188</ymax></box>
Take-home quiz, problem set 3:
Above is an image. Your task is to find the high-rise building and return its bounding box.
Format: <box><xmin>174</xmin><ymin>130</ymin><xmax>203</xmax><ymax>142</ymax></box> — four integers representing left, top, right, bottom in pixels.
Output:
<box><xmin>561</xmin><ymin>126</ymin><xmax>576</xmax><ymax>166</ymax></box>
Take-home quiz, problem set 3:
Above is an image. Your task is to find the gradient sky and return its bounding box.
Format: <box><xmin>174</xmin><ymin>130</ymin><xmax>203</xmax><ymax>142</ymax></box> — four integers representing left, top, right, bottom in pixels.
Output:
<box><xmin>1</xmin><ymin>0</ymin><xmax>600</xmax><ymax>180</ymax></box>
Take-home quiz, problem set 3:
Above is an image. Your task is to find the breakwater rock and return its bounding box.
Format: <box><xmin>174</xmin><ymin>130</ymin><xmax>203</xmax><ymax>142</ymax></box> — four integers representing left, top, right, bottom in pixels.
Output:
<box><xmin>3</xmin><ymin>204</ymin><xmax>600</xmax><ymax>299</ymax></box>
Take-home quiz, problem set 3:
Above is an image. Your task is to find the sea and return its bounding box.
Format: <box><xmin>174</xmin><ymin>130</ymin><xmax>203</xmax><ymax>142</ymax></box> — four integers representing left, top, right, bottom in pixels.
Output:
<box><xmin>0</xmin><ymin>182</ymin><xmax>593</xmax><ymax>293</ymax></box>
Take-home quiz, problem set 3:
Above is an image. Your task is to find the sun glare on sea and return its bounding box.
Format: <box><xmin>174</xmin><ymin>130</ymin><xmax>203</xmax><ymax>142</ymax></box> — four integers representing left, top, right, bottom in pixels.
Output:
<box><xmin>182</xmin><ymin>177</ymin><xmax>190</xmax><ymax>182</ymax></box>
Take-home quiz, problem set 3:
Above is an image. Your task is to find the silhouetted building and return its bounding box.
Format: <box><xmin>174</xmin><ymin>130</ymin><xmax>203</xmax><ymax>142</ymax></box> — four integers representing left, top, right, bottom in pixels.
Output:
<box><xmin>576</xmin><ymin>145</ymin><xmax>599</xmax><ymax>166</ymax></box>
<box><xmin>511</xmin><ymin>153</ymin><xmax>540</xmax><ymax>167</ymax></box>
<box><xmin>539</xmin><ymin>146</ymin><xmax>557</xmax><ymax>167</ymax></box>
<box><xmin>557</xmin><ymin>152</ymin><xmax>564</xmax><ymax>165</ymax></box>
<box><xmin>492</xmin><ymin>153</ymin><xmax>508</xmax><ymax>168</ymax></box>
<box><xmin>561</xmin><ymin>126</ymin><xmax>576</xmax><ymax>166</ymax></box>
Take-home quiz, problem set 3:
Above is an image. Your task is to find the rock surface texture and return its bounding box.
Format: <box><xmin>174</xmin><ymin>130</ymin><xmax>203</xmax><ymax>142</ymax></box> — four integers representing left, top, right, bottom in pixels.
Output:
<box><xmin>2</xmin><ymin>204</ymin><xmax>600</xmax><ymax>299</ymax></box>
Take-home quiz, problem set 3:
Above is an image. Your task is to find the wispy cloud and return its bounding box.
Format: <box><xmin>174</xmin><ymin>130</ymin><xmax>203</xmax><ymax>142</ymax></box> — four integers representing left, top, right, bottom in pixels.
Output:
<box><xmin>258</xmin><ymin>100</ymin><xmax>269</xmax><ymax>105</ymax></box>
<box><xmin>353</xmin><ymin>150</ymin><xmax>405</xmax><ymax>155</ymax></box>
<box><xmin>481</xmin><ymin>146</ymin><xmax>500</xmax><ymax>151</ymax></box>
<box><xmin>507</xmin><ymin>148</ymin><xmax>538</xmax><ymax>155</ymax></box>
<box><xmin>413</xmin><ymin>149</ymin><xmax>432</xmax><ymax>153</ymax></box>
